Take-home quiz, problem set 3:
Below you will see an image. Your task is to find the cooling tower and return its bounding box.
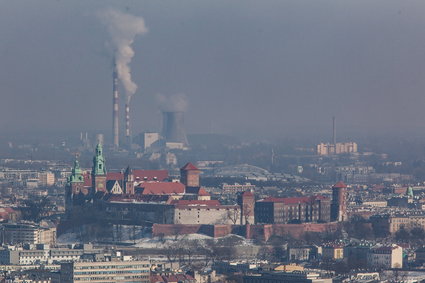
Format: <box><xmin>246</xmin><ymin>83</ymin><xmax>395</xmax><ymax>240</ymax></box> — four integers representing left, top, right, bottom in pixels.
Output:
<box><xmin>162</xmin><ymin>111</ymin><xmax>189</xmax><ymax>146</ymax></box>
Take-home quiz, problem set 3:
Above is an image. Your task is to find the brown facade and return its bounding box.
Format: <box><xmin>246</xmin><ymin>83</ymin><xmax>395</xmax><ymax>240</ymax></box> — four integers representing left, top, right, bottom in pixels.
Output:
<box><xmin>180</xmin><ymin>163</ymin><xmax>201</xmax><ymax>187</ymax></box>
<box><xmin>331</xmin><ymin>182</ymin><xmax>347</xmax><ymax>222</ymax></box>
<box><xmin>255</xmin><ymin>196</ymin><xmax>331</xmax><ymax>224</ymax></box>
<box><xmin>238</xmin><ymin>191</ymin><xmax>255</xmax><ymax>225</ymax></box>
<box><xmin>93</xmin><ymin>175</ymin><xmax>107</xmax><ymax>193</ymax></box>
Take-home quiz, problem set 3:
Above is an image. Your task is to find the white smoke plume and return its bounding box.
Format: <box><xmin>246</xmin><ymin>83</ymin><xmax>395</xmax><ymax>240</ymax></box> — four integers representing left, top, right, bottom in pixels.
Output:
<box><xmin>155</xmin><ymin>93</ymin><xmax>188</xmax><ymax>112</ymax></box>
<box><xmin>98</xmin><ymin>8</ymin><xmax>148</xmax><ymax>103</ymax></box>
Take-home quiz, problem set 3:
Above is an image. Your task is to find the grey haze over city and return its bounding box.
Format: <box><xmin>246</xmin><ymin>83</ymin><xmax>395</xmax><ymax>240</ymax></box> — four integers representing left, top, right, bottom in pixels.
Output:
<box><xmin>1</xmin><ymin>0</ymin><xmax>425</xmax><ymax>141</ymax></box>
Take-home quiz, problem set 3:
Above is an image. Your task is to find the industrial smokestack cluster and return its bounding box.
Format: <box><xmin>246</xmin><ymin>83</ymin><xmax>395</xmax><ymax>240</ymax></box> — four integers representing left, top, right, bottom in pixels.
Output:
<box><xmin>162</xmin><ymin>111</ymin><xmax>189</xmax><ymax>146</ymax></box>
<box><xmin>99</xmin><ymin>8</ymin><xmax>147</xmax><ymax>149</ymax></box>
<box><xmin>112</xmin><ymin>66</ymin><xmax>120</xmax><ymax>148</ymax></box>
<box><xmin>125</xmin><ymin>103</ymin><xmax>131</xmax><ymax>146</ymax></box>
<box><xmin>112</xmin><ymin>68</ymin><xmax>133</xmax><ymax>149</ymax></box>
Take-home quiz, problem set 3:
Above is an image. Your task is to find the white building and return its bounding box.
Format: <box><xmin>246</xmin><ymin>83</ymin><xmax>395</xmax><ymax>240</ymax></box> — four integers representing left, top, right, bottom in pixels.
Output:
<box><xmin>367</xmin><ymin>244</ymin><xmax>403</xmax><ymax>269</ymax></box>
<box><xmin>173</xmin><ymin>200</ymin><xmax>241</xmax><ymax>225</ymax></box>
<box><xmin>317</xmin><ymin>142</ymin><xmax>358</xmax><ymax>155</ymax></box>
<box><xmin>141</xmin><ymin>132</ymin><xmax>160</xmax><ymax>150</ymax></box>
<box><xmin>60</xmin><ymin>258</ymin><xmax>150</xmax><ymax>283</ymax></box>
<box><xmin>0</xmin><ymin>244</ymin><xmax>102</xmax><ymax>265</ymax></box>
<box><xmin>2</xmin><ymin>224</ymin><xmax>56</xmax><ymax>245</ymax></box>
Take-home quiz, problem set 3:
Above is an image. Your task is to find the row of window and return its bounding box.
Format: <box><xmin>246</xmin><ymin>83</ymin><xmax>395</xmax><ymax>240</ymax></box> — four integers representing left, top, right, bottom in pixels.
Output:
<box><xmin>75</xmin><ymin>264</ymin><xmax>149</xmax><ymax>270</ymax></box>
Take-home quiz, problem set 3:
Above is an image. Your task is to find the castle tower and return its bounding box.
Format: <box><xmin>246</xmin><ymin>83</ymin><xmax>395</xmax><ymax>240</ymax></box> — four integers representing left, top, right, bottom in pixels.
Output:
<box><xmin>92</xmin><ymin>143</ymin><xmax>107</xmax><ymax>193</ymax></box>
<box><xmin>180</xmin><ymin>162</ymin><xmax>200</xmax><ymax>188</ymax></box>
<box><xmin>69</xmin><ymin>159</ymin><xmax>84</xmax><ymax>194</ymax></box>
<box><xmin>237</xmin><ymin>191</ymin><xmax>255</xmax><ymax>225</ymax></box>
<box><xmin>124</xmin><ymin>166</ymin><xmax>135</xmax><ymax>194</ymax></box>
<box><xmin>66</xmin><ymin>158</ymin><xmax>85</xmax><ymax>215</ymax></box>
<box><xmin>331</xmin><ymin>181</ymin><xmax>347</xmax><ymax>222</ymax></box>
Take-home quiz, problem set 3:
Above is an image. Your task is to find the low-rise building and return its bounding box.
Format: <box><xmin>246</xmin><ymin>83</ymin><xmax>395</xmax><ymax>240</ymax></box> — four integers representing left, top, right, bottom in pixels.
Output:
<box><xmin>370</xmin><ymin>214</ymin><xmax>425</xmax><ymax>235</ymax></box>
<box><xmin>0</xmin><ymin>244</ymin><xmax>102</xmax><ymax>265</ymax></box>
<box><xmin>287</xmin><ymin>247</ymin><xmax>308</xmax><ymax>262</ymax></box>
<box><xmin>60</xmin><ymin>257</ymin><xmax>150</xmax><ymax>283</ymax></box>
<box><xmin>322</xmin><ymin>244</ymin><xmax>344</xmax><ymax>261</ymax></box>
<box><xmin>2</xmin><ymin>223</ymin><xmax>56</xmax><ymax>245</ymax></box>
<box><xmin>367</xmin><ymin>244</ymin><xmax>403</xmax><ymax>269</ymax></box>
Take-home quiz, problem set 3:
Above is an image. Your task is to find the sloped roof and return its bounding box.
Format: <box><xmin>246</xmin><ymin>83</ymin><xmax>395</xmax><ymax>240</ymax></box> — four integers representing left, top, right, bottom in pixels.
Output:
<box><xmin>107</xmin><ymin>172</ymin><xmax>123</xmax><ymax>181</ymax></box>
<box><xmin>197</xmin><ymin>188</ymin><xmax>210</xmax><ymax>196</ymax></box>
<box><xmin>133</xmin><ymin>170</ymin><xmax>168</xmax><ymax>181</ymax></box>
<box><xmin>106</xmin><ymin>170</ymin><xmax>169</xmax><ymax>182</ymax></box>
<box><xmin>138</xmin><ymin>182</ymin><xmax>185</xmax><ymax>195</ymax></box>
<box><xmin>106</xmin><ymin>180</ymin><xmax>122</xmax><ymax>193</ymax></box>
<box><xmin>180</xmin><ymin>162</ymin><xmax>199</xmax><ymax>171</ymax></box>
<box><xmin>333</xmin><ymin>181</ymin><xmax>347</xmax><ymax>188</ymax></box>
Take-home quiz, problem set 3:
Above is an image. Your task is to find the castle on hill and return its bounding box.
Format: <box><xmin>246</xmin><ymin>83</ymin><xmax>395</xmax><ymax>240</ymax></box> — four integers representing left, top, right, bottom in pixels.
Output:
<box><xmin>65</xmin><ymin>143</ymin><xmax>252</xmax><ymax>225</ymax></box>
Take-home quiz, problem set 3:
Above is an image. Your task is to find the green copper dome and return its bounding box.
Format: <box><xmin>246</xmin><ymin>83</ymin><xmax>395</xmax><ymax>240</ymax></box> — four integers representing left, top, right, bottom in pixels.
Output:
<box><xmin>92</xmin><ymin>143</ymin><xmax>106</xmax><ymax>176</ymax></box>
<box><xmin>69</xmin><ymin>159</ymin><xmax>84</xmax><ymax>183</ymax></box>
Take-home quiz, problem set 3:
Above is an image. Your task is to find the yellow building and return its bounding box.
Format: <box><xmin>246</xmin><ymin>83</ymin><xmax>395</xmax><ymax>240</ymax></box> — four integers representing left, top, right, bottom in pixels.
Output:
<box><xmin>322</xmin><ymin>244</ymin><xmax>344</xmax><ymax>260</ymax></box>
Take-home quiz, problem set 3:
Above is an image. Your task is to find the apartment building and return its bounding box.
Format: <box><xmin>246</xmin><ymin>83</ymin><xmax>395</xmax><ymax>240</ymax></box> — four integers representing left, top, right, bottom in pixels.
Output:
<box><xmin>60</xmin><ymin>258</ymin><xmax>150</xmax><ymax>283</ymax></box>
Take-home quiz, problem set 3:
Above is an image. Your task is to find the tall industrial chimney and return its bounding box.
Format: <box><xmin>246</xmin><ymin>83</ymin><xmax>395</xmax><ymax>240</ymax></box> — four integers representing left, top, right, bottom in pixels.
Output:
<box><xmin>125</xmin><ymin>103</ymin><xmax>131</xmax><ymax>148</ymax></box>
<box><xmin>332</xmin><ymin>116</ymin><xmax>336</xmax><ymax>145</ymax></box>
<box><xmin>112</xmin><ymin>65</ymin><xmax>120</xmax><ymax>148</ymax></box>
<box><xmin>162</xmin><ymin>111</ymin><xmax>189</xmax><ymax>146</ymax></box>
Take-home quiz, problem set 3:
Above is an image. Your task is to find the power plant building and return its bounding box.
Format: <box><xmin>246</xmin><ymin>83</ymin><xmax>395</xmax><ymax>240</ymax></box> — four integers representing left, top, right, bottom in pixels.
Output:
<box><xmin>138</xmin><ymin>132</ymin><xmax>160</xmax><ymax>150</ymax></box>
<box><xmin>162</xmin><ymin>111</ymin><xmax>189</xmax><ymax>148</ymax></box>
<box><xmin>317</xmin><ymin>142</ymin><xmax>358</xmax><ymax>155</ymax></box>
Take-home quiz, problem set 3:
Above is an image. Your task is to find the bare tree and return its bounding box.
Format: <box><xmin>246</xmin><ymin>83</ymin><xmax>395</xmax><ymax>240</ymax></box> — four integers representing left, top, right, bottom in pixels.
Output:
<box><xmin>227</xmin><ymin>208</ymin><xmax>239</xmax><ymax>225</ymax></box>
<box><xmin>165</xmin><ymin>244</ymin><xmax>179</xmax><ymax>270</ymax></box>
<box><xmin>243</xmin><ymin>203</ymin><xmax>254</xmax><ymax>225</ymax></box>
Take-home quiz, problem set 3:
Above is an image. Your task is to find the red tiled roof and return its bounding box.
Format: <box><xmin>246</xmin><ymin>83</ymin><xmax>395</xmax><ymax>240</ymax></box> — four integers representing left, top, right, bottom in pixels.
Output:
<box><xmin>333</xmin><ymin>181</ymin><xmax>347</xmax><ymax>188</ymax></box>
<box><xmin>138</xmin><ymin>182</ymin><xmax>185</xmax><ymax>195</ymax></box>
<box><xmin>260</xmin><ymin>195</ymin><xmax>328</xmax><ymax>204</ymax></box>
<box><xmin>198</xmin><ymin>188</ymin><xmax>210</xmax><ymax>196</ymax></box>
<box><xmin>107</xmin><ymin>172</ymin><xmax>123</xmax><ymax>180</ymax></box>
<box><xmin>133</xmin><ymin>170</ymin><xmax>168</xmax><ymax>181</ymax></box>
<box><xmin>0</xmin><ymin>207</ymin><xmax>17</xmax><ymax>221</ymax></box>
<box><xmin>180</xmin><ymin>162</ymin><xmax>199</xmax><ymax>171</ymax></box>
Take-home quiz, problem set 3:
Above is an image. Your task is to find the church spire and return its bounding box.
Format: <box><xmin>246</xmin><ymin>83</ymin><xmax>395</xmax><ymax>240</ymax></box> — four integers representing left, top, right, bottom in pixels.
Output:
<box><xmin>92</xmin><ymin>143</ymin><xmax>106</xmax><ymax>176</ymax></box>
<box><xmin>69</xmin><ymin>156</ymin><xmax>83</xmax><ymax>183</ymax></box>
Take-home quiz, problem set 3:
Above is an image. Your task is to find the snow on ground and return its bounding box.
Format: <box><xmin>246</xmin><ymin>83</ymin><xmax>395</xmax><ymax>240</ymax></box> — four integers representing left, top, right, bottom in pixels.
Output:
<box><xmin>58</xmin><ymin>224</ymin><xmax>253</xmax><ymax>248</ymax></box>
<box><xmin>133</xmin><ymin>233</ymin><xmax>253</xmax><ymax>249</ymax></box>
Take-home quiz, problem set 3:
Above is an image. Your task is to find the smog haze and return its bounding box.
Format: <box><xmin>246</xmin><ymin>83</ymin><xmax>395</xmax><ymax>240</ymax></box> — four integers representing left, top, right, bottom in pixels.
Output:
<box><xmin>1</xmin><ymin>0</ymin><xmax>425</xmax><ymax>141</ymax></box>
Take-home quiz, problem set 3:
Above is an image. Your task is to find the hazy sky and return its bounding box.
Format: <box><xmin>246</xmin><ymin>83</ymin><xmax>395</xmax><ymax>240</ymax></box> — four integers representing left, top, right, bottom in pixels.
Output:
<box><xmin>1</xmin><ymin>0</ymin><xmax>425</xmax><ymax>141</ymax></box>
